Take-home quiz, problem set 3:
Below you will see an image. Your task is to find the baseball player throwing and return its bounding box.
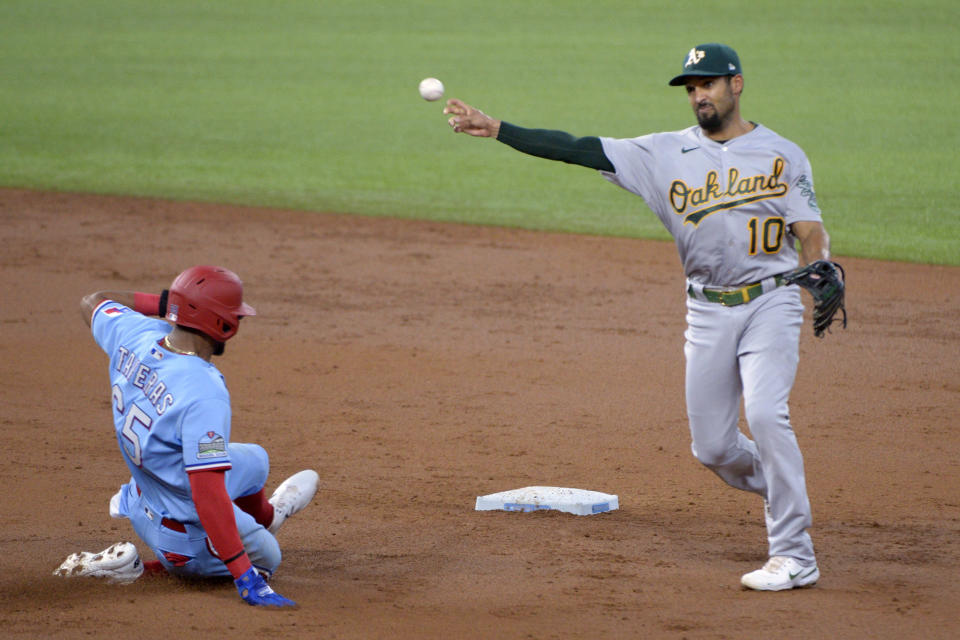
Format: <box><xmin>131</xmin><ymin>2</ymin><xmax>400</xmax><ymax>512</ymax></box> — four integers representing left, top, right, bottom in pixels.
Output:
<box><xmin>56</xmin><ymin>265</ymin><xmax>319</xmax><ymax>607</ymax></box>
<box><xmin>444</xmin><ymin>43</ymin><xmax>844</xmax><ymax>590</ymax></box>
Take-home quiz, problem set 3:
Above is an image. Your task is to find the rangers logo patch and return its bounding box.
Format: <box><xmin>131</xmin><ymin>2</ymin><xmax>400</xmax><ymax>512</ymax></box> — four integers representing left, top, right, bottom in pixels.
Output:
<box><xmin>197</xmin><ymin>431</ymin><xmax>227</xmax><ymax>458</ymax></box>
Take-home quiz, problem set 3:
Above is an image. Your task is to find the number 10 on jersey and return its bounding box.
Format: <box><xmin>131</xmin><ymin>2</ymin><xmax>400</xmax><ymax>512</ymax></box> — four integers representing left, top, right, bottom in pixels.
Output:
<box><xmin>747</xmin><ymin>216</ymin><xmax>785</xmax><ymax>255</ymax></box>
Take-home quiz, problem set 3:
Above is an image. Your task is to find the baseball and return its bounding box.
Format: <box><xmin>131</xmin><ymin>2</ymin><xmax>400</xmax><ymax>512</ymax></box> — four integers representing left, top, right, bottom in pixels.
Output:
<box><xmin>418</xmin><ymin>77</ymin><xmax>444</xmax><ymax>101</ymax></box>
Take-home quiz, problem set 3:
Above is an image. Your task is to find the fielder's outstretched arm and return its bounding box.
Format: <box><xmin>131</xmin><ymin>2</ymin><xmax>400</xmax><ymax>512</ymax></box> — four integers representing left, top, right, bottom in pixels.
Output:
<box><xmin>444</xmin><ymin>98</ymin><xmax>614</xmax><ymax>172</ymax></box>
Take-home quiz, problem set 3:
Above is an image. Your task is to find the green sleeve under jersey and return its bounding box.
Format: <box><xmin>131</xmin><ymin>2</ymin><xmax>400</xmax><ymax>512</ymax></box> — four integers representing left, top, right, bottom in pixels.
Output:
<box><xmin>496</xmin><ymin>121</ymin><xmax>615</xmax><ymax>172</ymax></box>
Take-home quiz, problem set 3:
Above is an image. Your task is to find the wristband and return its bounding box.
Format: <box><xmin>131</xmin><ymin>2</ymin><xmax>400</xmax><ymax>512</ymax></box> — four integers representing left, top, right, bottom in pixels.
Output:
<box><xmin>133</xmin><ymin>292</ymin><xmax>162</xmax><ymax>316</ymax></box>
<box><xmin>223</xmin><ymin>550</ymin><xmax>253</xmax><ymax>580</ymax></box>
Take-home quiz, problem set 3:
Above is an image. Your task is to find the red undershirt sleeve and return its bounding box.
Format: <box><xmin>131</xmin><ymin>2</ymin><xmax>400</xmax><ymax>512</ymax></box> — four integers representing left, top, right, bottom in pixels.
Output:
<box><xmin>188</xmin><ymin>470</ymin><xmax>253</xmax><ymax>579</ymax></box>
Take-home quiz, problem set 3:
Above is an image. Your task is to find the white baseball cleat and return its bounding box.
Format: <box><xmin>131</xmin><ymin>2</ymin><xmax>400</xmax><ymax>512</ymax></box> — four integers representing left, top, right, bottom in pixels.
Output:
<box><xmin>267</xmin><ymin>470</ymin><xmax>319</xmax><ymax>534</ymax></box>
<box><xmin>741</xmin><ymin>556</ymin><xmax>819</xmax><ymax>591</ymax></box>
<box><xmin>54</xmin><ymin>541</ymin><xmax>144</xmax><ymax>584</ymax></box>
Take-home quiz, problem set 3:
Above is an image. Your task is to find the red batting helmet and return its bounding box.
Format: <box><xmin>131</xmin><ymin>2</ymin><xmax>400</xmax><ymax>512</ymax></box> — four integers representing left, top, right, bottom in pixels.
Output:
<box><xmin>165</xmin><ymin>266</ymin><xmax>256</xmax><ymax>342</ymax></box>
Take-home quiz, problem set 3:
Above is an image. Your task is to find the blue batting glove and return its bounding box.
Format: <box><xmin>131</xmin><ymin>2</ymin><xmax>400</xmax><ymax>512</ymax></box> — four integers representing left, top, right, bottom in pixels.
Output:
<box><xmin>234</xmin><ymin>567</ymin><xmax>296</xmax><ymax>607</ymax></box>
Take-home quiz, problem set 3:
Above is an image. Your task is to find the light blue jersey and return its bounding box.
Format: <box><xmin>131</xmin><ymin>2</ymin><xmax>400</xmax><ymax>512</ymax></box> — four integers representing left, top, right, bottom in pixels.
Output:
<box><xmin>92</xmin><ymin>300</ymin><xmax>234</xmax><ymax>523</ymax></box>
<box><xmin>91</xmin><ymin>300</ymin><xmax>280</xmax><ymax>576</ymax></box>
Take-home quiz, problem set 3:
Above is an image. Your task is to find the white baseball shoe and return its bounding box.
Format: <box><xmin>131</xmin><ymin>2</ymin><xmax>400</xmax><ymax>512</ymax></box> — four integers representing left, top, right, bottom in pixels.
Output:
<box><xmin>741</xmin><ymin>556</ymin><xmax>819</xmax><ymax>591</ymax></box>
<box><xmin>267</xmin><ymin>470</ymin><xmax>319</xmax><ymax>534</ymax></box>
<box><xmin>54</xmin><ymin>541</ymin><xmax>144</xmax><ymax>584</ymax></box>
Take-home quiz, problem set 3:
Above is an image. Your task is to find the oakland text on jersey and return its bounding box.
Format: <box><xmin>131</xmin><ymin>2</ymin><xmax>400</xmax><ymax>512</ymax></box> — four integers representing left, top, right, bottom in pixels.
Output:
<box><xmin>670</xmin><ymin>157</ymin><xmax>789</xmax><ymax>226</ymax></box>
<box><xmin>114</xmin><ymin>344</ymin><xmax>174</xmax><ymax>415</ymax></box>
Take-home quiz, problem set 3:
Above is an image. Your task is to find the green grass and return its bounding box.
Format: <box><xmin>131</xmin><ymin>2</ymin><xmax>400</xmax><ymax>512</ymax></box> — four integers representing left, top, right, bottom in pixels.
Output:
<box><xmin>1</xmin><ymin>0</ymin><xmax>957</xmax><ymax>264</ymax></box>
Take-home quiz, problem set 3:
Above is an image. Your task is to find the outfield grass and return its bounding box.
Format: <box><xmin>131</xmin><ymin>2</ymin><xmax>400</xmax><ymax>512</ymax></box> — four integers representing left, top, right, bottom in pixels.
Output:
<box><xmin>1</xmin><ymin>1</ymin><xmax>957</xmax><ymax>264</ymax></box>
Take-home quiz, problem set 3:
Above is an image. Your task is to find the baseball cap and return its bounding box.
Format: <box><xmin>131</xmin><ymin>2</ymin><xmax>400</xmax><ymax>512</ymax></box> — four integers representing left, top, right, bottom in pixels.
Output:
<box><xmin>668</xmin><ymin>43</ymin><xmax>742</xmax><ymax>86</ymax></box>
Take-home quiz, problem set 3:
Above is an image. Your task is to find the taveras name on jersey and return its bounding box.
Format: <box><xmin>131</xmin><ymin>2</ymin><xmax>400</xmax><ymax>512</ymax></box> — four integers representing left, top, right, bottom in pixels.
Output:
<box><xmin>113</xmin><ymin>343</ymin><xmax>174</xmax><ymax>415</ymax></box>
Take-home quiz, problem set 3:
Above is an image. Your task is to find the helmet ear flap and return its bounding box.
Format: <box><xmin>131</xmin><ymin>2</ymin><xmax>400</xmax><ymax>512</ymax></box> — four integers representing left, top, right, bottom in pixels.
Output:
<box><xmin>166</xmin><ymin>266</ymin><xmax>254</xmax><ymax>342</ymax></box>
<box><xmin>218</xmin><ymin>317</ymin><xmax>236</xmax><ymax>339</ymax></box>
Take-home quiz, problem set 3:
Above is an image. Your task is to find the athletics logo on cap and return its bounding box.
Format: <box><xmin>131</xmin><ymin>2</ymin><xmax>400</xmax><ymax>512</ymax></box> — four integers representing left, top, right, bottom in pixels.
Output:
<box><xmin>684</xmin><ymin>48</ymin><xmax>706</xmax><ymax>68</ymax></box>
<box><xmin>669</xmin><ymin>43</ymin><xmax>742</xmax><ymax>86</ymax></box>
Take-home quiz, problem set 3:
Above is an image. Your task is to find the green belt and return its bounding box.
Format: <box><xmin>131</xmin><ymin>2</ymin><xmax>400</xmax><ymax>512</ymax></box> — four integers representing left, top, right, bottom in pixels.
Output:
<box><xmin>688</xmin><ymin>275</ymin><xmax>786</xmax><ymax>306</ymax></box>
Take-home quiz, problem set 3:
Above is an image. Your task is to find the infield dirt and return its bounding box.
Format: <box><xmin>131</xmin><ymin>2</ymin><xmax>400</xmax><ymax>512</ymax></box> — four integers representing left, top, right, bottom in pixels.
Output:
<box><xmin>1</xmin><ymin>188</ymin><xmax>958</xmax><ymax>639</ymax></box>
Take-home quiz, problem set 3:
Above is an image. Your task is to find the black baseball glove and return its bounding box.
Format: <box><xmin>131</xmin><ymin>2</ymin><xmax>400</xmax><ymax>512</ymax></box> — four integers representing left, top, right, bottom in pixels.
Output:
<box><xmin>782</xmin><ymin>260</ymin><xmax>847</xmax><ymax>338</ymax></box>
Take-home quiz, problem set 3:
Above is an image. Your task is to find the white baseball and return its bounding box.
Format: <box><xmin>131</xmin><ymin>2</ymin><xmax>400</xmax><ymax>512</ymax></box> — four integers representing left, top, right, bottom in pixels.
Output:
<box><xmin>418</xmin><ymin>77</ymin><xmax>444</xmax><ymax>101</ymax></box>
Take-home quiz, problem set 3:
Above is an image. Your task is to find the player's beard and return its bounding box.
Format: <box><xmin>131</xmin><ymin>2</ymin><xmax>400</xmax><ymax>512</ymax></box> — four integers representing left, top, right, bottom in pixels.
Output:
<box><xmin>694</xmin><ymin>79</ymin><xmax>735</xmax><ymax>133</ymax></box>
<box><xmin>696</xmin><ymin>102</ymin><xmax>728</xmax><ymax>132</ymax></box>
<box><xmin>213</xmin><ymin>341</ymin><xmax>225</xmax><ymax>357</ymax></box>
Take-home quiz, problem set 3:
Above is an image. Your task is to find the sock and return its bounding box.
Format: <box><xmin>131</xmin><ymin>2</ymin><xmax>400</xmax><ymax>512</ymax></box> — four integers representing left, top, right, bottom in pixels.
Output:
<box><xmin>233</xmin><ymin>488</ymin><xmax>275</xmax><ymax>528</ymax></box>
<box><xmin>142</xmin><ymin>560</ymin><xmax>166</xmax><ymax>575</ymax></box>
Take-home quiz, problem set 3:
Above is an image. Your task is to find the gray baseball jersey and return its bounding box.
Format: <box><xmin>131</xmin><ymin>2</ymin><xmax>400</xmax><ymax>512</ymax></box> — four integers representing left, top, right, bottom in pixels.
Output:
<box><xmin>599</xmin><ymin>124</ymin><xmax>822</xmax><ymax>286</ymax></box>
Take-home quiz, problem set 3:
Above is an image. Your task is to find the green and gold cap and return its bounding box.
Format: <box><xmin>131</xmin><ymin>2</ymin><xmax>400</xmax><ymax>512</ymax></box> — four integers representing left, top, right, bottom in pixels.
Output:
<box><xmin>668</xmin><ymin>43</ymin><xmax>742</xmax><ymax>86</ymax></box>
